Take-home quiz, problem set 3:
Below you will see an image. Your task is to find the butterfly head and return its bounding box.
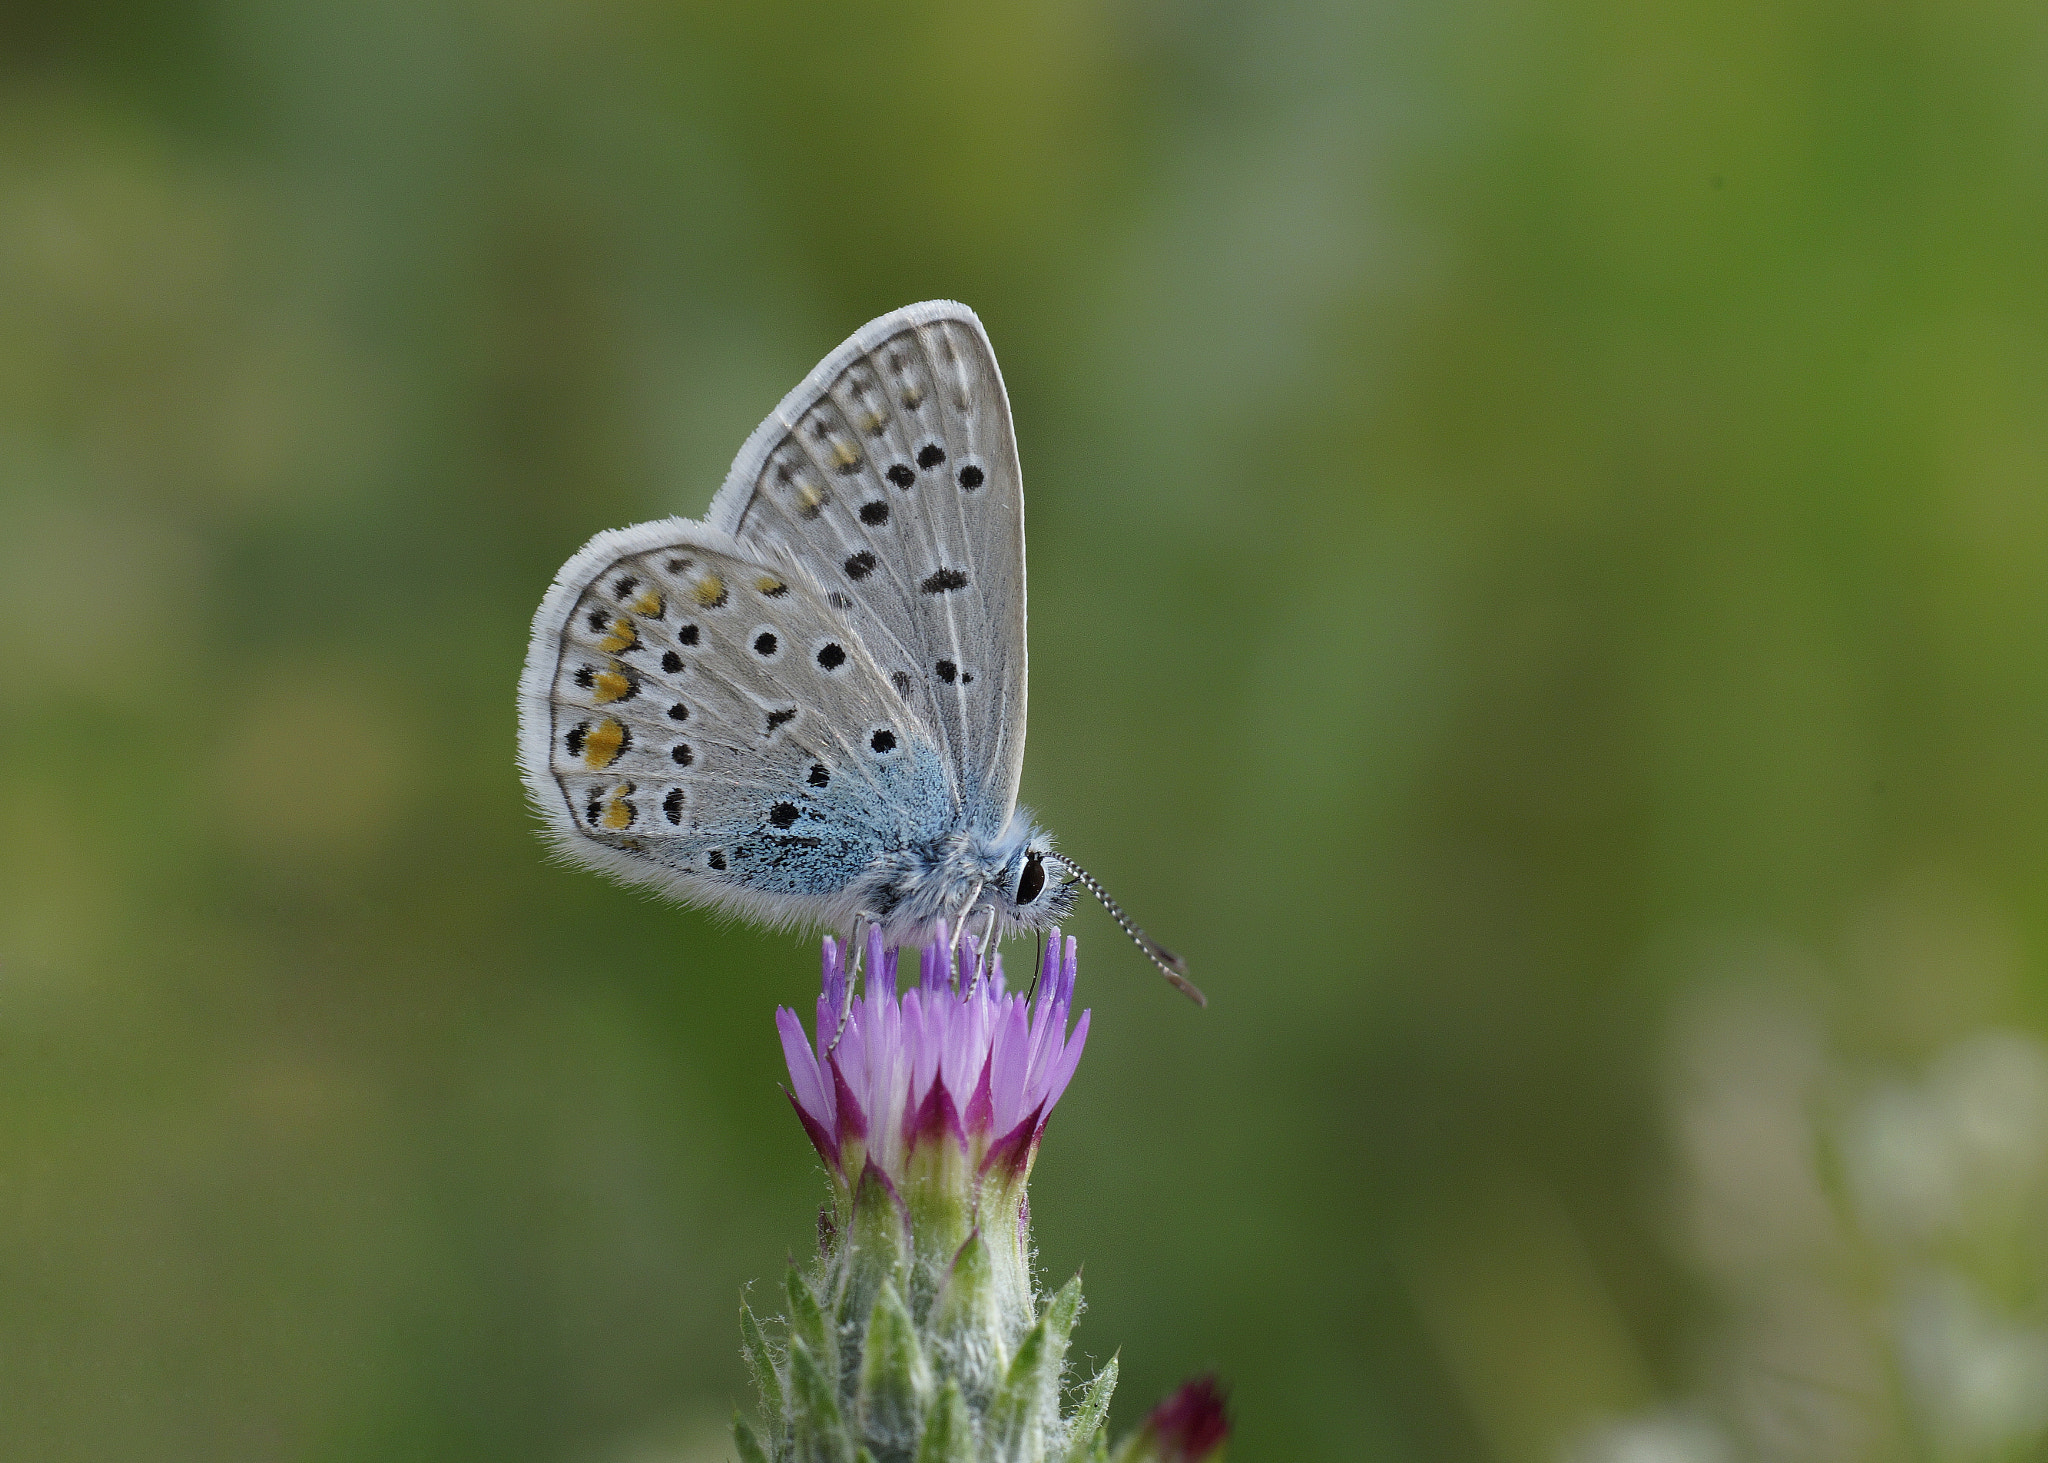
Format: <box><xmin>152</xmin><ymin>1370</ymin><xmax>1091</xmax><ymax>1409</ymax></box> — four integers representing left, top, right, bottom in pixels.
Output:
<box><xmin>977</xmin><ymin>812</ymin><xmax>1072</xmax><ymax>934</ymax></box>
<box><xmin>982</xmin><ymin>825</ymin><xmax>1203</xmax><ymax>1004</ymax></box>
<box><xmin>1000</xmin><ymin>839</ymin><xmax>1077</xmax><ymax>933</ymax></box>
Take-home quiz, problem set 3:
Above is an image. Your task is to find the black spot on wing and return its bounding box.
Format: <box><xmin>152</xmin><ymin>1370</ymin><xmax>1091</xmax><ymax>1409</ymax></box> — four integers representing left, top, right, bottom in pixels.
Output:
<box><xmin>885</xmin><ymin>464</ymin><xmax>915</xmax><ymax>489</ymax></box>
<box><xmin>916</xmin><ymin>443</ymin><xmax>945</xmax><ymax>470</ymax></box>
<box><xmin>661</xmin><ymin>651</ymin><xmax>683</xmax><ymax>674</ymax></box>
<box><xmin>844</xmin><ymin>551</ymin><xmax>877</xmax><ymax>581</ymax></box>
<box><xmin>860</xmin><ymin>500</ymin><xmax>891</xmax><ymax>525</ymax></box>
<box><xmin>768</xmin><ymin>802</ymin><xmax>798</xmax><ymax>830</ymax></box>
<box><xmin>920</xmin><ymin>568</ymin><xmax>969</xmax><ymax>594</ymax></box>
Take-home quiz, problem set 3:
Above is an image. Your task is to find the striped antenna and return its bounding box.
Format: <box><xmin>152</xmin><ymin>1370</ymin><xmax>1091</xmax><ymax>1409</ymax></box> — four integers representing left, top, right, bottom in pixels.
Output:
<box><xmin>1050</xmin><ymin>858</ymin><xmax>1206</xmax><ymax>1006</ymax></box>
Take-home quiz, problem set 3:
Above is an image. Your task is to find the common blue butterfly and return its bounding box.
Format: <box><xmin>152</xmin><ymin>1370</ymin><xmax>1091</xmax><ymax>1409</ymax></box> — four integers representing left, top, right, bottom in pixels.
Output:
<box><xmin>517</xmin><ymin>302</ymin><xmax>1199</xmax><ymax>1001</ymax></box>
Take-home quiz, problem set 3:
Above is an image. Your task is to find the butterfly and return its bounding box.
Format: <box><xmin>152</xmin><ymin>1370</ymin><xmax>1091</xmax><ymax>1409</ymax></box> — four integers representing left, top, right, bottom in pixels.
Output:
<box><xmin>517</xmin><ymin>301</ymin><xmax>1200</xmax><ymax>1002</ymax></box>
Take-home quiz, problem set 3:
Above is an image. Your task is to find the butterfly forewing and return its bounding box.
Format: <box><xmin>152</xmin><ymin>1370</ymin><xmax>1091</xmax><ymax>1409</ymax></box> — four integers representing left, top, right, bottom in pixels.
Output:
<box><xmin>707</xmin><ymin>302</ymin><xmax>1027</xmax><ymax>836</ymax></box>
<box><xmin>523</xmin><ymin>522</ymin><xmax>948</xmax><ymax>926</ymax></box>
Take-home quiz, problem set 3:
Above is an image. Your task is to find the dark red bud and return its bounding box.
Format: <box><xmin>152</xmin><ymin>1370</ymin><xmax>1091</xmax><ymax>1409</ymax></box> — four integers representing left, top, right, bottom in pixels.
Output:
<box><xmin>1145</xmin><ymin>1374</ymin><xmax>1230</xmax><ymax>1462</ymax></box>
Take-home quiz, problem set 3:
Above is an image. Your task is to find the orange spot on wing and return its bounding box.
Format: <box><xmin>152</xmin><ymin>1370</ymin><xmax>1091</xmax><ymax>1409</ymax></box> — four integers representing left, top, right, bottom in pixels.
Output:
<box><xmin>593</xmin><ymin>670</ymin><xmax>632</xmax><ymax>704</ymax></box>
<box><xmin>632</xmin><ymin>590</ymin><xmax>664</xmax><ymax>617</ymax></box>
<box><xmin>597</xmin><ymin>618</ymin><xmax>639</xmax><ymax>653</ymax></box>
<box><xmin>583</xmin><ymin>718</ymin><xmax>627</xmax><ymax>769</ymax></box>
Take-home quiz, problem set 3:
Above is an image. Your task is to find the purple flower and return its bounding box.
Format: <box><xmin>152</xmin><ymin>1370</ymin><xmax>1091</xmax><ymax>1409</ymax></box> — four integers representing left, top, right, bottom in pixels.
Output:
<box><xmin>777</xmin><ymin>926</ymin><xmax>1090</xmax><ymax>1199</ymax></box>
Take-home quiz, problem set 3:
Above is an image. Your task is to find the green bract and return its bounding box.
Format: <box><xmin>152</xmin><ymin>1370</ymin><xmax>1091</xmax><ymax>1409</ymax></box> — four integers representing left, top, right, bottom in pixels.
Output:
<box><xmin>736</xmin><ymin>1174</ymin><xmax>1117</xmax><ymax>1463</ymax></box>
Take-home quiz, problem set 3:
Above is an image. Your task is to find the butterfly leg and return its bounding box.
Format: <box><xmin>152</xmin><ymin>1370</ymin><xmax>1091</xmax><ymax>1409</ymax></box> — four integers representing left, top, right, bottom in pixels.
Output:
<box><xmin>949</xmin><ymin>884</ymin><xmax>985</xmax><ymax>993</ymax></box>
<box><xmin>948</xmin><ymin>888</ymin><xmax>982</xmax><ymax>957</ymax></box>
<box><xmin>972</xmin><ymin>903</ymin><xmax>999</xmax><ymax>984</ymax></box>
<box><xmin>827</xmin><ymin>913</ymin><xmax>874</xmax><ymax>1056</ymax></box>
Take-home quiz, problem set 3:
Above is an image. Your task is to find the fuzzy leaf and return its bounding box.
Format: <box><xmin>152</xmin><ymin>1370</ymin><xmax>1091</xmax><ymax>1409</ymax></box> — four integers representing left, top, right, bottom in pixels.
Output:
<box><xmin>1037</xmin><ymin>1276</ymin><xmax>1084</xmax><ymax>1359</ymax></box>
<box><xmin>734</xmin><ymin>1410</ymin><xmax>773</xmax><ymax>1463</ymax></box>
<box><xmin>838</xmin><ymin>1162</ymin><xmax>910</xmax><ymax>1335</ymax></box>
<box><xmin>928</xmin><ymin>1228</ymin><xmax>1006</xmax><ymax>1395</ymax></box>
<box><xmin>856</xmin><ymin>1281</ymin><xmax>931</xmax><ymax>1452</ymax></box>
<box><xmin>989</xmin><ymin>1278</ymin><xmax>1084</xmax><ymax>1461</ymax></box>
<box><xmin>1060</xmin><ymin>1352</ymin><xmax>1118</xmax><ymax>1463</ymax></box>
<box><xmin>786</xmin><ymin>1267</ymin><xmax>839</xmax><ymax>1383</ymax></box>
<box><xmin>790</xmin><ymin>1338</ymin><xmax>855</xmax><ymax>1463</ymax></box>
<box><xmin>741</xmin><ymin>1300</ymin><xmax>785</xmax><ymax>1438</ymax></box>
<box><xmin>988</xmin><ymin>1318</ymin><xmax>1050</xmax><ymax>1460</ymax></box>
<box><xmin>915</xmin><ymin>1379</ymin><xmax>973</xmax><ymax>1463</ymax></box>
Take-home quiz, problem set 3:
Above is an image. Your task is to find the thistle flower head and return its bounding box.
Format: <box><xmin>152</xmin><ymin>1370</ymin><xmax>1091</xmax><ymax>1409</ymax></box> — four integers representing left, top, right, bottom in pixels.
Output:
<box><xmin>741</xmin><ymin>930</ymin><xmax>1114</xmax><ymax>1463</ymax></box>
<box><xmin>778</xmin><ymin>925</ymin><xmax>1090</xmax><ymax>1203</ymax></box>
<box><xmin>742</xmin><ymin>933</ymin><xmax>1226</xmax><ymax>1463</ymax></box>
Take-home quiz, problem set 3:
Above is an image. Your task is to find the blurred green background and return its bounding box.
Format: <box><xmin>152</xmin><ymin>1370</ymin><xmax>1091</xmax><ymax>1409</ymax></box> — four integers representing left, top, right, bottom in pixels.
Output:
<box><xmin>6</xmin><ymin>1</ymin><xmax>2048</xmax><ymax>1459</ymax></box>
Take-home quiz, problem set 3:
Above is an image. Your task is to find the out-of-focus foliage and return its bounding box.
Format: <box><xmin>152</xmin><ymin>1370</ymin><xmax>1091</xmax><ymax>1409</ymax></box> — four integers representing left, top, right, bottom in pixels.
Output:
<box><xmin>1575</xmin><ymin>994</ymin><xmax>2048</xmax><ymax>1463</ymax></box>
<box><xmin>2</xmin><ymin>1</ymin><xmax>2045</xmax><ymax>1460</ymax></box>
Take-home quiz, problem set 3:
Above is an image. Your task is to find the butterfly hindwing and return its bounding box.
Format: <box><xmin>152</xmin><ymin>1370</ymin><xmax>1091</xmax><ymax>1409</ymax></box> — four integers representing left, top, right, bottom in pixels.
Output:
<box><xmin>517</xmin><ymin>519</ymin><xmax>953</xmax><ymax>930</ymax></box>
<box><xmin>706</xmin><ymin>301</ymin><xmax>1027</xmax><ymax>838</ymax></box>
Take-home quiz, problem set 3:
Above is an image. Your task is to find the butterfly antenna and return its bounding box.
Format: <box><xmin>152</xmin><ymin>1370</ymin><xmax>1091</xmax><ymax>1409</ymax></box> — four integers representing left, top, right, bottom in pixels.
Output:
<box><xmin>1051</xmin><ymin>858</ymin><xmax>1206</xmax><ymax>1006</ymax></box>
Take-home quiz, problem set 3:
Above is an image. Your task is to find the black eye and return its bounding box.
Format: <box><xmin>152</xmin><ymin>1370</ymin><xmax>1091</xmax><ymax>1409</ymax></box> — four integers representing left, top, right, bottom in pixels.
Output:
<box><xmin>1014</xmin><ymin>853</ymin><xmax>1046</xmax><ymax>906</ymax></box>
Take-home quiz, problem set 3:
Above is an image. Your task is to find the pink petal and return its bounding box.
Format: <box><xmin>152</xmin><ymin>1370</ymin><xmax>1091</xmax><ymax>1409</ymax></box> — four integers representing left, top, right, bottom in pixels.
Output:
<box><xmin>777</xmin><ymin>1007</ymin><xmax>831</xmax><ymax>1125</ymax></box>
<box><xmin>1041</xmin><ymin>1007</ymin><xmax>1090</xmax><ymax>1116</ymax></box>
<box><xmin>783</xmin><ymin>1085</ymin><xmax>842</xmax><ymax>1172</ymax></box>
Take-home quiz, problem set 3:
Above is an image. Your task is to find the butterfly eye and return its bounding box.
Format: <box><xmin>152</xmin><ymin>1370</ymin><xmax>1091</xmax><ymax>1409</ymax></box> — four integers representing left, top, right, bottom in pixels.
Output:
<box><xmin>1014</xmin><ymin>852</ymin><xmax>1046</xmax><ymax>906</ymax></box>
